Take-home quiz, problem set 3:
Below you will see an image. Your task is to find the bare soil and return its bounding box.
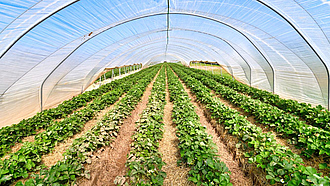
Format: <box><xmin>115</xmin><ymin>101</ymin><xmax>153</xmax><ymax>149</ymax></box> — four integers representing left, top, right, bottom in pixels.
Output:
<box><xmin>77</xmin><ymin>69</ymin><xmax>161</xmax><ymax>186</ymax></box>
<box><xmin>159</xmin><ymin>70</ymin><xmax>192</xmax><ymax>186</ymax></box>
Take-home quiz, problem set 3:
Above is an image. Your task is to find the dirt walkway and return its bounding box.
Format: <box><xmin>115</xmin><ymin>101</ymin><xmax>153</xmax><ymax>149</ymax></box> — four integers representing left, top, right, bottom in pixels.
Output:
<box><xmin>159</xmin><ymin>70</ymin><xmax>192</xmax><ymax>186</ymax></box>
<box><xmin>77</xmin><ymin>69</ymin><xmax>161</xmax><ymax>186</ymax></box>
<box><xmin>173</xmin><ymin>69</ymin><xmax>254</xmax><ymax>186</ymax></box>
<box><xmin>42</xmin><ymin>93</ymin><xmax>127</xmax><ymax>168</ymax></box>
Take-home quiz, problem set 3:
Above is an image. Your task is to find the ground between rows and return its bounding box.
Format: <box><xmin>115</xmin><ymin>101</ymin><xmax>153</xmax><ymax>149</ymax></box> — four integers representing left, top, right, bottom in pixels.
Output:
<box><xmin>77</xmin><ymin>68</ymin><xmax>161</xmax><ymax>186</ymax></box>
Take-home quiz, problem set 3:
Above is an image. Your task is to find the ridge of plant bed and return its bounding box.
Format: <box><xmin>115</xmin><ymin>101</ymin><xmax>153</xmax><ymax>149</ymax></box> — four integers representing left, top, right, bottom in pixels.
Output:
<box><xmin>13</xmin><ymin>65</ymin><xmax>162</xmax><ymax>186</ymax></box>
<box><xmin>0</xmin><ymin>66</ymin><xmax>160</xmax><ymax>185</ymax></box>
<box><xmin>189</xmin><ymin>66</ymin><xmax>330</xmax><ymax>132</ymax></box>
<box><xmin>0</xmin><ymin>67</ymin><xmax>142</xmax><ymax>157</ymax></box>
<box><xmin>167</xmin><ymin>65</ymin><xmax>232</xmax><ymax>186</ymax></box>
<box><xmin>170</xmin><ymin>64</ymin><xmax>330</xmax><ymax>185</ymax></box>
<box><xmin>126</xmin><ymin>66</ymin><xmax>167</xmax><ymax>185</ymax></box>
<box><xmin>177</xmin><ymin>64</ymin><xmax>330</xmax><ymax>161</ymax></box>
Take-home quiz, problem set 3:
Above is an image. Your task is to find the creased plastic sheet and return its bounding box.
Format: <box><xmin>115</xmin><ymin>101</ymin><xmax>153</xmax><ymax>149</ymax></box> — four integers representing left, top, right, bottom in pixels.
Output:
<box><xmin>0</xmin><ymin>0</ymin><xmax>77</xmax><ymax>57</ymax></box>
<box><xmin>1</xmin><ymin>0</ymin><xmax>330</xmax><ymax>127</ymax></box>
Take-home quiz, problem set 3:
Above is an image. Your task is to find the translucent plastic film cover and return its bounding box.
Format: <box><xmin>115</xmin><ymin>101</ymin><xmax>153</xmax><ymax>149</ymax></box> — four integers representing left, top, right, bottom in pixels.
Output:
<box><xmin>1</xmin><ymin>0</ymin><xmax>330</xmax><ymax>127</ymax></box>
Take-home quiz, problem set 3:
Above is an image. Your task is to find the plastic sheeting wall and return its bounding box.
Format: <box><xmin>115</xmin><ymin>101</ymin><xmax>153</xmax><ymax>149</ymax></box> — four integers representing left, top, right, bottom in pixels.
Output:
<box><xmin>1</xmin><ymin>0</ymin><xmax>330</xmax><ymax>127</ymax></box>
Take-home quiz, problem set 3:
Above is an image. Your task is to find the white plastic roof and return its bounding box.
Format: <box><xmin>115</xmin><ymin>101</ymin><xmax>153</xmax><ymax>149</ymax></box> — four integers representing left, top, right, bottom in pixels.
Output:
<box><xmin>1</xmin><ymin>0</ymin><xmax>330</xmax><ymax>127</ymax></box>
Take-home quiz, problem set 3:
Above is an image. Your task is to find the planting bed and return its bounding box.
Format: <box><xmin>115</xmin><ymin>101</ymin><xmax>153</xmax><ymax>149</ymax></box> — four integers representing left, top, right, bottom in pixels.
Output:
<box><xmin>1</xmin><ymin>63</ymin><xmax>329</xmax><ymax>186</ymax></box>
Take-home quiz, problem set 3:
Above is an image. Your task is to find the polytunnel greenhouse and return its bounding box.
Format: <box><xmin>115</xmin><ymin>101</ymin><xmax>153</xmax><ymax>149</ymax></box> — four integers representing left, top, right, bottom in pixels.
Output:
<box><xmin>1</xmin><ymin>0</ymin><xmax>330</xmax><ymax>185</ymax></box>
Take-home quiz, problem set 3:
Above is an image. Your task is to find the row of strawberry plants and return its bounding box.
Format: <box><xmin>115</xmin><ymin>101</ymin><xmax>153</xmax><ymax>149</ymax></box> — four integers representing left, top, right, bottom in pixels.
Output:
<box><xmin>16</xmin><ymin>64</ymin><xmax>161</xmax><ymax>186</ymax></box>
<box><xmin>13</xmin><ymin>65</ymin><xmax>161</xmax><ymax>186</ymax></box>
<box><xmin>189</xmin><ymin>66</ymin><xmax>330</xmax><ymax>131</ymax></box>
<box><xmin>0</xmin><ymin>66</ymin><xmax>159</xmax><ymax>185</ymax></box>
<box><xmin>177</xmin><ymin>64</ymin><xmax>330</xmax><ymax>159</ymax></box>
<box><xmin>126</xmin><ymin>66</ymin><xmax>167</xmax><ymax>185</ymax></box>
<box><xmin>167</xmin><ymin>65</ymin><xmax>232</xmax><ymax>186</ymax></box>
<box><xmin>170</xmin><ymin>64</ymin><xmax>330</xmax><ymax>185</ymax></box>
<box><xmin>0</xmin><ymin>67</ymin><xmax>141</xmax><ymax>157</ymax></box>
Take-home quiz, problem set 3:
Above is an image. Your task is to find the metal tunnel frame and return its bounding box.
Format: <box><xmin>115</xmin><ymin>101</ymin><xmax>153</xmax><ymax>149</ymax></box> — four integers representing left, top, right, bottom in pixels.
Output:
<box><xmin>255</xmin><ymin>0</ymin><xmax>330</xmax><ymax>109</ymax></box>
<box><xmin>0</xmin><ymin>0</ymin><xmax>328</xmax><ymax>115</ymax></box>
<box><xmin>38</xmin><ymin>12</ymin><xmax>280</xmax><ymax>111</ymax></box>
<box><xmin>52</xmin><ymin>27</ymin><xmax>256</xmax><ymax>97</ymax></box>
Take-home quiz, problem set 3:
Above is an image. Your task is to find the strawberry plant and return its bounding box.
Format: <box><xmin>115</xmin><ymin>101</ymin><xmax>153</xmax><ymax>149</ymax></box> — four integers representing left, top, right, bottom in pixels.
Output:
<box><xmin>15</xmin><ymin>65</ymin><xmax>162</xmax><ymax>186</ymax></box>
<box><xmin>0</xmin><ymin>66</ymin><xmax>160</xmax><ymax>185</ymax></box>
<box><xmin>126</xmin><ymin>66</ymin><xmax>167</xmax><ymax>185</ymax></box>
<box><xmin>176</xmin><ymin>64</ymin><xmax>330</xmax><ymax>159</ymax></box>
<box><xmin>170</xmin><ymin>63</ymin><xmax>330</xmax><ymax>185</ymax></box>
<box><xmin>189</xmin><ymin>66</ymin><xmax>330</xmax><ymax>132</ymax></box>
<box><xmin>0</xmin><ymin>66</ymin><xmax>146</xmax><ymax>157</ymax></box>
<box><xmin>167</xmin><ymin>65</ymin><xmax>232</xmax><ymax>186</ymax></box>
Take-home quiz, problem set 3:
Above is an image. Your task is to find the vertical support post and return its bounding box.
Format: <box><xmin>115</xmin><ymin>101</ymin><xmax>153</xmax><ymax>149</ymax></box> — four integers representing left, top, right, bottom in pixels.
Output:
<box><xmin>99</xmin><ymin>76</ymin><xmax>101</xmax><ymax>87</ymax></box>
<box><xmin>40</xmin><ymin>91</ymin><xmax>43</xmax><ymax>112</ymax></box>
<box><xmin>112</xmin><ymin>69</ymin><xmax>114</xmax><ymax>79</ymax></box>
<box><xmin>211</xmin><ymin>63</ymin><xmax>213</xmax><ymax>74</ymax></box>
<box><xmin>119</xmin><ymin>68</ymin><xmax>121</xmax><ymax>76</ymax></box>
<box><xmin>103</xmin><ymin>73</ymin><xmax>106</xmax><ymax>81</ymax></box>
<box><xmin>250</xmin><ymin>69</ymin><xmax>252</xmax><ymax>87</ymax></box>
